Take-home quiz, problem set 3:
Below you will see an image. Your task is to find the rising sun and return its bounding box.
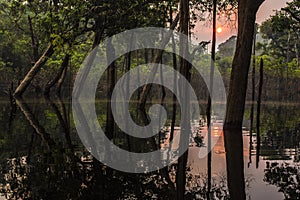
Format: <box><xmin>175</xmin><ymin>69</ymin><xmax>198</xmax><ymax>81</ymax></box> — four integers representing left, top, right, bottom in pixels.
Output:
<box><xmin>216</xmin><ymin>27</ymin><xmax>223</xmax><ymax>33</ymax></box>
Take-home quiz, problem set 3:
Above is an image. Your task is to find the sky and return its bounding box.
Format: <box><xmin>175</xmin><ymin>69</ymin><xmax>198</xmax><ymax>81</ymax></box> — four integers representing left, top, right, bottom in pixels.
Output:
<box><xmin>193</xmin><ymin>0</ymin><xmax>291</xmax><ymax>46</ymax></box>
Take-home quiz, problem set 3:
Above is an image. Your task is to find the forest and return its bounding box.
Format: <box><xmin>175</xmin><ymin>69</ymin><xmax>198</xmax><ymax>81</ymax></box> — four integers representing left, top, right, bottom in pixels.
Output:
<box><xmin>0</xmin><ymin>0</ymin><xmax>299</xmax><ymax>199</ymax></box>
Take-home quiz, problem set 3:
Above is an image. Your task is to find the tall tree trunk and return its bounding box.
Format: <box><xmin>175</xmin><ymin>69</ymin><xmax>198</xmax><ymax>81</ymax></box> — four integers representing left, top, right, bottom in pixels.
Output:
<box><xmin>285</xmin><ymin>31</ymin><xmax>291</xmax><ymax>100</ymax></box>
<box><xmin>176</xmin><ymin>0</ymin><xmax>190</xmax><ymax>199</ymax></box>
<box><xmin>73</xmin><ymin>28</ymin><xmax>103</xmax><ymax>98</ymax></box>
<box><xmin>14</xmin><ymin>44</ymin><xmax>54</xmax><ymax>97</ymax></box>
<box><xmin>136</xmin><ymin>50</ymin><xmax>141</xmax><ymax>100</ymax></box>
<box><xmin>8</xmin><ymin>83</ymin><xmax>17</xmax><ymax>136</ymax></box>
<box><xmin>124</xmin><ymin>41</ymin><xmax>132</xmax><ymax>150</ymax></box>
<box><xmin>223</xmin><ymin>0</ymin><xmax>264</xmax><ymax>199</ymax></box>
<box><xmin>249</xmin><ymin>27</ymin><xmax>257</xmax><ymax>167</ymax></box>
<box><xmin>138</xmin><ymin>109</ymin><xmax>176</xmax><ymax>196</ymax></box>
<box><xmin>295</xmin><ymin>43</ymin><xmax>300</xmax><ymax>68</ymax></box>
<box><xmin>206</xmin><ymin>0</ymin><xmax>217</xmax><ymax>198</ymax></box>
<box><xmin>28</xmin><ymin>15</ymin><xmax>39</xmax><ymax>62</ymax></box>
<box><xmin>105</xmin><ymin>37</ymin><xmax>116</xmax><ymax>140</ymax></box>
<box><xmin>159</xmin><ymin>30</ymin><xmax>166</xmax><ymax>104</ymax></box>
<box><xmin>256</xmin><ymin>58</ymin><xmax>263</xmax><ymax>168</ymax></box>
<box><xmin>158</xmin><ymin>59</ymin><xmax>166</xmax><ymax>149</ymax></box>
<box><xmin>170</xmin><ymin>5</ymin><xmax>178</xmax><ymax>142</ymax></box>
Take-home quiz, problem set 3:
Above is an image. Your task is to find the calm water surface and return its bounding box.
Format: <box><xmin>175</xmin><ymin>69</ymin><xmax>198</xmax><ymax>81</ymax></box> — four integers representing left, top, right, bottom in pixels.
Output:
<box><xmin>0</xmin><ymin>96</ymin><xmax>299</xmax><ymax>199</ymax></box>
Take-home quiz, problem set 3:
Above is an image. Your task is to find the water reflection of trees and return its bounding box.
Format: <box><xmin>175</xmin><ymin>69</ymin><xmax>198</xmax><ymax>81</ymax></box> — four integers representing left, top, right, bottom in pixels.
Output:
<box><xmin>264</xmin><ymin>162</ymin><xmax>300</xmax><ymax>199</ymax></box>
<box><xmin>0</xmin><ymin>97</ymin><xmax>175</xmax><ymax>199</ymax></box>
<box><xmin>0</xmin><ymin>97</ymin><xmax>230</xmax><ymax>199</ymax></box>
<box><xmin>248</xmin><ymin>104</ymin><xmax>300</xmax><ymax>163</ymax></box>
<box><xmin>5</xmin><ymin>97</ymin><xmax>297</xmax><ymax>199</ymax></box>
<box><xmin>260</xmin><ymin>125</ymin><xmax>300</xmax><ymax>161</ymax></box>
<box><xmin>259</xmin><ymin>104</ymin><xmax>300</xmax><ymax>135</ymax></box>
<box><xmin>185</xmin><ymin>173</ymin><xmax>229</xmax><ymax>200</ymax></box>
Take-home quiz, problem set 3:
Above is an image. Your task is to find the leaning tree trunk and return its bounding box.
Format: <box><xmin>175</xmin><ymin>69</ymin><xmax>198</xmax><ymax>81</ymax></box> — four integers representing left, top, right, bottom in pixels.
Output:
<box><xmin>14</xmin><ymin>44</ymin><xmax>54</xmax><ymax>97</ymax></box>
<box><xmin>44</xmin><ymin>53</ymin><xmax>70</xmax><ymax>96</ymax></box>
<box><xmin>139</xmin><ymin>14</ymin><xmax>179</xmax><ymax>109</ymax></box>
<box><xmin>15</xmin><ymin>98</ymin><xmax>56</xmax><ymax>148</ymax></box>
<box><xmin>73</xmin><ymin>26</ymin><xmax>103</xmax><ymax>98</ymax></box>
<box><xmin>56</xmin><ymin>63</ymin><xmax>68</xmax><ymax>96</ymax></box>
<box><xmin>223</xmin><ymin>0</ymin><xmax>264</xmax><ymax>199</ymax></box>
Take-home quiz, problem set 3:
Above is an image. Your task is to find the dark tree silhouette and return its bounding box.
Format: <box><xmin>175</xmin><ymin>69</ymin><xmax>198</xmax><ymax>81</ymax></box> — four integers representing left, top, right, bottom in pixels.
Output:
<box><xmin>224</xmin><ymin>0</ymin><xmax>265</xmax><ymax>199</ymax></box>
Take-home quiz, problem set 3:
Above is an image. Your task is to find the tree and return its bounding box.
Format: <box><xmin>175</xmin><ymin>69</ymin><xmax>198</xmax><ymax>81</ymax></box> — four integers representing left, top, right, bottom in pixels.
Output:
<box><xmin>259</xmin><ymin>11</ymin><xmax>299</xmax><ymax>62</ymax></box>
<box><xmin>258</xmin><ymin>1</ymin><xmax>300</xmax><ymax>101</ymax></box>
<box><xmin>176</xmin><ymin>0</ymin><xmax>190</xmax><ymax>199</ymax></box>
<box><xmin>14</xmin><ymin>44</ymin><xmax>54</xmax><ymax>97</ymax></box>
<box><xmin>217</xmin><ymin>36</ymin><xmax>237</xmax><ymax>58</ymax></box>
<box><xmin>223</xmin><ymin>0</ymin><xmax>265</xmax><ymax>199</ymax></box>
<box><xmin>11</xmin><ymin>0</ymin><xmax>93</xmax><ymax>97</ymax></box>
<box><xmin>282</xmin><ymin>0</ymin><xmax>300</xmax><ymax>23</ymax></box>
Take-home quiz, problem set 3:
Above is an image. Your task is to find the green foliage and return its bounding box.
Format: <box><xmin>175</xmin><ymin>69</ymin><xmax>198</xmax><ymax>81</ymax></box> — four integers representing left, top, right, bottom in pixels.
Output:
<box><xmin>218</xmin><ymin>36</ymin><xmax>236</xmax><ymax>57</ymax></box>
<box><xmin>259</xmin><ymin>0</ymin><xmax>300</xmax><ymax>63</ymax></box>
<box><xmin>0</xmin><ymin>0</ymin><xmax>241</xmax><ymax>93</ymax></box>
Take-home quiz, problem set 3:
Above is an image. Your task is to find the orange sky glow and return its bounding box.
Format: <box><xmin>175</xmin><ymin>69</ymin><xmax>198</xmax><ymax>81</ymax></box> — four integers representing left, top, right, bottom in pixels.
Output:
<box><xmin>193</xmin><ymin>0</ymin><xmax>292</xmax><ymax>46</ymax></box>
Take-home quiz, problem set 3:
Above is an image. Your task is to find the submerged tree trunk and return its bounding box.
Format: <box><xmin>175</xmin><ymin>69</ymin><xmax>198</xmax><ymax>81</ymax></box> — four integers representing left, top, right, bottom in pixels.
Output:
<box><xmin>256</xmin><ymin>58</ymin><xmax>263</xmax><ymax>168</ymax></box>
<box><xmin>136</xmin><ymin>50</ymin><xmax>141</xmax><ymax>100</ymax></box>
<box><xmin>105</xmin><ymin>37</ymin><xmax>116</xmax><ymax>140</ymax></box>
<box><xmin>8</xmin><ymin>82</ymin><xmax>17</xmax><ymax>136</ymax></box>
<box><xmin>223</xmin><ymin>0</ymin><xmax>264</xmax><ymax>199</ymax></box>
<box><xmin>206</xmin><ymin>0</ymin><xmax>217</xmax><ymax>198</ymax></box>
<box><xmin>176</xmin><ymin>0</ymin><xmax>190</xmax><ymax>199</ymax></box>
<box><xmin>138</xmin><ymin>108</ymin><xmax>176</xmax><ymax>197</ymax></box>
<box><xmin>170</xmin><ymin>6</ymin><xmax>178</xmax><ymax>142</ymax></box>
<box><xmin>125</xmin><ymin>43</ymin><xmax>132</xmax><ymax>150</ymax></box>
<box><xmin>14</xmin><ymin>44</ymin><xmax>54</xmax><ymax>97</ymax></box>
<box><xmin>249</xmin><ymin>27</ymin><xmax>257</xmax><ymax>167</ymax></box>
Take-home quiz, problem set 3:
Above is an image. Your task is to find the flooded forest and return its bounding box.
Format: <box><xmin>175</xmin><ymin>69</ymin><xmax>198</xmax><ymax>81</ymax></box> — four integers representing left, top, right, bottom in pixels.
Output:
<box><xmin>0</xmin><ymin>0</ymin><xmax>300</xmax><ymax>199</ymax></box>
